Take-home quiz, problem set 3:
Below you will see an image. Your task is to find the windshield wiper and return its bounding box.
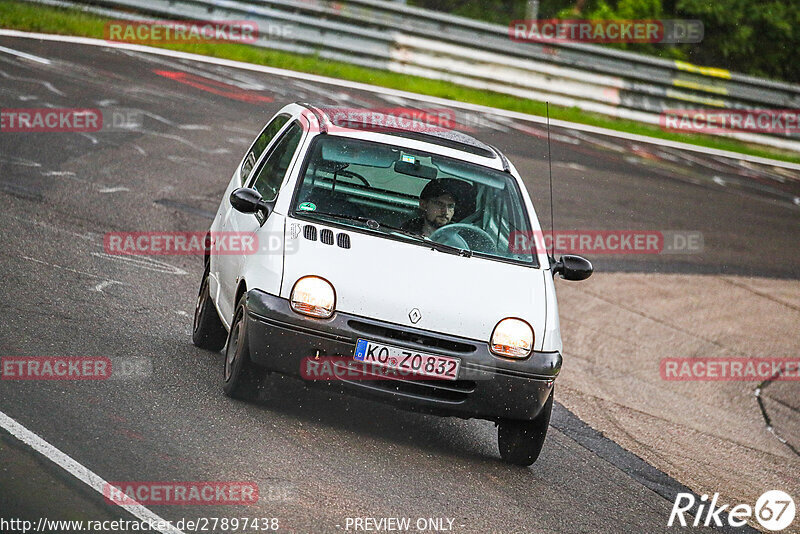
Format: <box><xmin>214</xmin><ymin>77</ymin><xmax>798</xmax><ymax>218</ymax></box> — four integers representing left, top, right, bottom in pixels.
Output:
<box><xmin>378</xmin><ymin>223</ymin><xmax>473</xmax><ymax>257</ymax></box>
<box><xmin>303</xmin><ymin>211</ymin><xmax>379</xmax><ymax>227</ymax></box>
<box><xmin>300</xmin><ymin>211</ymin><xmax>472</xmax><ymax>257</ymax></box>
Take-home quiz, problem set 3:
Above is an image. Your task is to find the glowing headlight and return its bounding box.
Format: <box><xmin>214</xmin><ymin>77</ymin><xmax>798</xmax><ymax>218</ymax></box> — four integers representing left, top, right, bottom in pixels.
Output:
<box><xmin>290</xmin><ymin>276</ymin><xmax>335</xmax><ymax>318</ymax></box>
<box><xmin>490</xmin><ymin>318</ymin><xmax>534</xmax><ymax>358</ymax></box>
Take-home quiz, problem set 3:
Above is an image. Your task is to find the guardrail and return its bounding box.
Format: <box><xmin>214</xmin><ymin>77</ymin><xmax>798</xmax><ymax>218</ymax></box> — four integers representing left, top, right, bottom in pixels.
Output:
<box><xmin>24</xmin><ymin>0</ymin><xmax>800</xmax><ymax>152</ymax></box>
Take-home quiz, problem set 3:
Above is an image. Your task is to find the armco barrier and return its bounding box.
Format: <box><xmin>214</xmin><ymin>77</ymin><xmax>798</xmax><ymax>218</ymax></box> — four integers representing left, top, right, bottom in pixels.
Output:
<box><xmin>22</xmin><ymin>0</ymin><xmax>800</xmax><ymax>151</ymax></box>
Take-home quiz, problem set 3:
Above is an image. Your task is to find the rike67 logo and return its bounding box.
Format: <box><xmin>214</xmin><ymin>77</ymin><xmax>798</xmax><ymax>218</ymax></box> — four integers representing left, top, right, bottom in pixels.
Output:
<box><xmin>669</xmin><ymin>490</ymin><xmax>795</xmax><ymax>531</ymax></box>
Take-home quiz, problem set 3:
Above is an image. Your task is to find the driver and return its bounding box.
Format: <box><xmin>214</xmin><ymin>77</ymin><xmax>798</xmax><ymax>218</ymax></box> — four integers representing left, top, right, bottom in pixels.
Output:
<box><xmin>401</xmin><ymin>179</ymin><xmax>458</xmax><ymax>237</ymax></box>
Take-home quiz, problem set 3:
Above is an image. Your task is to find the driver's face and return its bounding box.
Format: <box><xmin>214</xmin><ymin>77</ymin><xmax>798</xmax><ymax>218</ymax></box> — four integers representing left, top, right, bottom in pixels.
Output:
<box><xmin>420</xmin><ymin>193</ymin><xmax>456</xmax><ymax>229</ymax></box>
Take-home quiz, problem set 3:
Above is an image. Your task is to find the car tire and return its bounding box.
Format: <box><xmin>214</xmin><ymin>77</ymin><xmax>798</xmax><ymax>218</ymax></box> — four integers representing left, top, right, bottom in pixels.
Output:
<box><xmin>222</xmin><ymin>294</ymin><xmax>264</xmax><ymax>400</ymax></box>
<box><xmin>497</xmin><ymin>389</ymin><xmax>554</xmax><ymax>466</ymax></box>
<box><xmin>192</xmin><ymin>267</ymin><xmax>228</xmax><ymax>351</ymax></box>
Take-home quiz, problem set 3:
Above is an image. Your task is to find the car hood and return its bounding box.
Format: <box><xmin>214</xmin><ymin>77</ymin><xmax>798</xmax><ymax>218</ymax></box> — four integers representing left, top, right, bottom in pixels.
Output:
<box><xmin>280</xmin><ymin>219</ymin><xmax>548</xmax><ymax>349</ymax></box>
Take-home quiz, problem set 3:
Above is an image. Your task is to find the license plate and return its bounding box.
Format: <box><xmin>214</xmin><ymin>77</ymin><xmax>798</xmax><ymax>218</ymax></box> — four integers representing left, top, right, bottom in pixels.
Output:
<box><xmin>354</xmin><ymin>339</ymin><xmax>460</xmax><ymax>381</ymax></box>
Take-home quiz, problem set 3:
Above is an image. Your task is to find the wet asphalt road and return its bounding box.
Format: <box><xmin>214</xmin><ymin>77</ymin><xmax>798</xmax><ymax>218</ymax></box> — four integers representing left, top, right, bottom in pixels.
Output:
<box><xmin>1</xmin><ymin>34</ymin><xmax>794</xmax><ymax>533</ymax></box>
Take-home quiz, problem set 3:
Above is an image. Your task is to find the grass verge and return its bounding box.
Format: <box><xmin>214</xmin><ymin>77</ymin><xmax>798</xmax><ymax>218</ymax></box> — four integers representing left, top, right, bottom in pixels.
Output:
<box><xmin>1</xmin><ymin>0</ymin><xmax>799</xmax><ymax>164</ymax></box>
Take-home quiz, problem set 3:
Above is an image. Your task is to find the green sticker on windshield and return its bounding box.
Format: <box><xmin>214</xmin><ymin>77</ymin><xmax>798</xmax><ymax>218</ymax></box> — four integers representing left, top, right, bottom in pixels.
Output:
<box><xmin>298</xmin><ymin>202</ymin><xmax>316</xmax><ymax>212</ymax></box>
<box><xmin>401</xmin><ymin>154</ymin><xmax>416</xmax><ymax>164</ymax></box>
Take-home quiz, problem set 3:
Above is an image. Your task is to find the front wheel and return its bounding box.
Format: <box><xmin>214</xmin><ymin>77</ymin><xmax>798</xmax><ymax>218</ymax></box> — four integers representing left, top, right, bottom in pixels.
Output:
<box><xmin>497</xmin><ymin>390</ymin><xmax>554</xmax><ymax>466</ymax></box>
<box><xmin>223</xmin><ymin>295</ymin><xmax>265</xmax><ymax>400</ymax></box>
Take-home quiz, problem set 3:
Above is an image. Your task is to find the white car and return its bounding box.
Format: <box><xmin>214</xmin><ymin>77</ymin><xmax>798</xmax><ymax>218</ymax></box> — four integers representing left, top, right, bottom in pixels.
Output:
<box><xmin>192</xmin><ymin>103</ymin><xmax>592</xmax><ymax>465</ymax></box>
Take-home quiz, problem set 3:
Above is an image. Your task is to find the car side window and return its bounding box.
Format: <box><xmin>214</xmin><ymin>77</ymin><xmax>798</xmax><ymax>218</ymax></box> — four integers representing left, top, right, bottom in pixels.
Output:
<box><xmin>251</xmin><ymin>122</ymin><xmax>303</xmax><ymax>202</ymax></box>
<box><xmin>240</xmin><ymin>114</ymin><xmax>290</xmax><ymax>183</ymax></box>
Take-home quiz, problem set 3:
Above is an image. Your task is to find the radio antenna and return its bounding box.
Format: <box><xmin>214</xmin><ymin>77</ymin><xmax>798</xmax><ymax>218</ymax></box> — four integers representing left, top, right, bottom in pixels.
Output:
<box><xmin>546</xmin><ymin>102</ymin><xmax>555</xmax><ymax>261</ymax></box>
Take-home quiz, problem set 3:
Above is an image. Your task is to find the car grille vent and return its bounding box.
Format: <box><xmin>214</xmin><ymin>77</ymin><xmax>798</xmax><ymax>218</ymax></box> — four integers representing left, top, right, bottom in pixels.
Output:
<box><xmin>347</xmin><ymin>320</ymin><xmax>477</xmax><ymax>354</ymax></box>
<box><xmin>320</xmin><ymin>229</ymin><xmax>334</xmax><ymax>245</ymax></box>
<box><xmin>303</xmin><ymin>225</ymin><xmax>317</xmax><ymax>241</ymax></box>
<box><xmin>337</xmin><ymin>233</ymin><xmax>351</xmax><ymax>249</ymax></box>
<box><xmin>342</xmin><ymin>376</ymin><xmax>476</xmax><ymax>403</ymax></box>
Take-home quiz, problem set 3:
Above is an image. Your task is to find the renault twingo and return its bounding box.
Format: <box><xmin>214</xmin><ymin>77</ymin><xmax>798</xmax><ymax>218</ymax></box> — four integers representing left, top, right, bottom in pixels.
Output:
<box><xmin>192</xmin><ymin>103</ymin><xmax>592</xmax><ymax>465</ymax></box>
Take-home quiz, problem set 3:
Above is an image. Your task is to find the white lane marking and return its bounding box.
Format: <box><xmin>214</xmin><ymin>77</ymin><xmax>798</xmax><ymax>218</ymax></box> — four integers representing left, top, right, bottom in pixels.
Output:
<box><xmin>656</xmin><ymin>151</ymin><xmax>681</xmax><ymax>162</ymax></box>
<box><xmin>42</xmin><ymin>82</ymin><xmax>66</xmax><ymax>96</ymax></box>
<box><xmin>513</xmin><ymin>122</ymin><xmax>580</xmax><ymax>144</ymax></box>
<box><xmin>567</xmin><ymin>129</ymin><xmax>627</xmax><ymax>152</ymax></box>
<box><xmin>378</xmin><ymin>94</ymin><xmax>410</xmax><ymax>106</ymax></box>
<box><xmin>554</xmin><ymin>161</ymin><xmax>588</xmax><ymax>171</ymax></box>
<box><xmin>42</xmin><ymin>171</ymin><xmax>76</xmax><ymax>176</ymax></box>
<box><xmin>0</xmin><ymin>410</ymin><xmax>184</xmax><ymax>534</ymax></box>
<box><xmin>0</xmin><ymin>30</ymin><xmax>798</xmax><ymax>171</ymax></box>
<box><xmin>21</xmin><ymin>255</ymin><xmax>123</xmax><ymax>283</ymax></box>
<box><xmin>468</xmin><ymin>114</ymin><xmax>509</xmax><ymax>132</ymax></box>
<box><xmin>13</xmin><ymin>219</ymin><xmax>193</xmax><ymax>289</ymax></box>
<box><xmin>18</xmin><ymin>94</ymin><xmax>38</xmax><ymax>101</ymax></box>
<box><xmin>712</xmin><ymin>176</ymin><xmax>727</xmax><ymax>186</ymax></box>
<box><xmin>222</xmin><ymin>125</ymin><xmax>254</xmax><ymax>134</ymax></box>
<box><xmin>227</xmin><ymin>136</ymin><xmax>250</xmax><ymax>144</ymax></box>
<box><xmin>0</xmin><ymin>68</ymin><xmax>64</xmax><ymax>95</ymax></box>
<box><xmin>175</xmin><ymin>310</ymin><xmax>190</xmax><ymax>317</ymax></box>
<box><xmin>132</xmin><ymin>144</ymin><xmax>147</xmax><ymax>156</ymax></box>
<box><xmin>80</xmin><ymin>133</ymin><xmax>99</xmax><ymax>145</ymax></box>
<box><xmin>92</xmin><ymin>279</ymin><xmax>122</xmax><ymax>292</ymax></box>
<box><xmin>167</xmin><ymin>154</ymin><xmax>211</xmax><ymax>166</ymax></box>
<box><xmin>138</xmin><ymin>129</ymin><xmax>229</xmax><ymax>154</ymax></box>
<box><xmin>5</xmin><ymin>213</ymin><xmax>98</xmax><ymax>242</ymax></box>
<box><xmin>142</xmin><ymin>111</ymin><xmax>175</xmax><ymax>126</ymax></box>
<box><xmin>0</xmin><ymin>156</ymin><xmax>40</xmax><ymax>167</ymax></box>
<box><xmin>0</xmin><ymin>44</ymin><xmax>51</xmax><ymax>64</ymax></box>
<box><xmin>48</xmin><ymin>172</ymin><xmax>91</xmax><ymax>183</ymax></box>
<box><xmin>291</xmin><ymin>79</ymin><xmax>351</xmax><ymax>102</ymax></box>
<box><xmin>91</xmin><ymin>252</ymin><xmax>188</xmax><ymax>275</ymax></box>
<box><xmin>119</xmin><ymin>49</ymin><xmax>270</xmax><ymax>90</ymax></box>
<box><xmin>98</xmin><ymin>186</ymin><xmax>130</xmax><ymax>193</ymax></box>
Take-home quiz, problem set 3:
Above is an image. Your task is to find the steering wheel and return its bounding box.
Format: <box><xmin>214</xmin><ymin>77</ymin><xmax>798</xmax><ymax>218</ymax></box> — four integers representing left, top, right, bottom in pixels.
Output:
<box><xmin>429</xmin><ymin>223</ymin><xmax>497</xmax><ymax>253</ymax></box>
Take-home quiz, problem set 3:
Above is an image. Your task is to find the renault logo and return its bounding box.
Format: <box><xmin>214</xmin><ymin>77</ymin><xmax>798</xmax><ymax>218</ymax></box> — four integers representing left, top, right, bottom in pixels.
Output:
<box><xmin>408</xmin><ymin>308</ymin><xmax>422</xmax><ymax>324</ymax></box>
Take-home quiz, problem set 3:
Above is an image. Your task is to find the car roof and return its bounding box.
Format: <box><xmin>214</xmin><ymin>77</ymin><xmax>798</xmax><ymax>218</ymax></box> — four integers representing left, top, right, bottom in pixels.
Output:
<box><xmin>295</xmin><ymin>102</ymin><xmax>510</xmax><ymax>172</ymax></box>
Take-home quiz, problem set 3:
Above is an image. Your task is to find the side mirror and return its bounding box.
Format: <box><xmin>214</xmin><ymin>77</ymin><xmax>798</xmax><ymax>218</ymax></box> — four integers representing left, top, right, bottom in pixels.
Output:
<box><xmin>230</xmin><ymin>187</ymin><xmax>272</xmax><ymax>216</ymax></box>
<box><xmin>551</xmin><ymin>254</ymin><xmax>593</xmax><ymax>281</ymax></box>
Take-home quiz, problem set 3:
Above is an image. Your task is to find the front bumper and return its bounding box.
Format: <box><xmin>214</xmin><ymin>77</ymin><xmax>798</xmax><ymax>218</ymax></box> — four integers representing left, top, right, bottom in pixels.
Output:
<box><xmin>245</xmin><ymin>289</ymin><xmax>560</xmax><ymax>421</ymax></box>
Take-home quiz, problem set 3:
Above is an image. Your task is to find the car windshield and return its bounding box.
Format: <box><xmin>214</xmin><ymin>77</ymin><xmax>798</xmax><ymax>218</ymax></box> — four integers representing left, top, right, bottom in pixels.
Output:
<box><xmin>292</xmin><ymin>135</ymin><xmax>537</xmax><ymax>264</ymax></box>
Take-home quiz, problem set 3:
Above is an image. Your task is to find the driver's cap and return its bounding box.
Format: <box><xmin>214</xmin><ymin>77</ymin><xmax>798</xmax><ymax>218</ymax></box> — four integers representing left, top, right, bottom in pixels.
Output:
<box><xmin>420</xmin><ymin>179</ymin><xmax>463</xmax><ymax>201</ymax></box>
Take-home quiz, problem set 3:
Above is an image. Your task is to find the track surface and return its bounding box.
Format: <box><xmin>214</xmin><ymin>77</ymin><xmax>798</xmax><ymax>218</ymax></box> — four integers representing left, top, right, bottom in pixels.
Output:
<box><xmin>1</xmin><ymin>35</ymin><xmax>796</xmax><ymax>533</ymax></box>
